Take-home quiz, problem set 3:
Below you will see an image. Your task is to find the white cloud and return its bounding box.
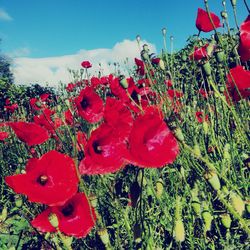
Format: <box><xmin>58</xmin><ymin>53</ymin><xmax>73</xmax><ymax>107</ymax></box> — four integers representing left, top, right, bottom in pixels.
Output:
<box><xmin>7</xmin><ymin>47</ymin><xmax>31</xmax><ymax>57</ymax></box>
<box><xmin>0</xmin><ymin>8</ymin><xmax>12</xmax><ymax>21</ymax></box>
<box><xmin>12</xmin><ymin>39</ymin><xmax>156</xmax><ymax>87</ymax></box>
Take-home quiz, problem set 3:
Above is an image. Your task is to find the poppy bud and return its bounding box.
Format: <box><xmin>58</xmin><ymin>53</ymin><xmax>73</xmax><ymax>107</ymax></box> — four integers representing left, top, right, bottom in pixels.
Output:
<box><xmin>193</xmin><ymin>144</ymin><xmax>201</xmax><ymax>157</ymax></box>
<box><xmin>162</xmin><ymin>27</ymin><xmax>167</xmax><ymax>36</ymax></box>
<box><xmin>215</xmin><ymin>50</ymin><xmax>225</xmax><ymax>63</ymax></box>
<box><xmin>203</xmin><ymin>121</ymin><xmax>209</xmax><ymax>135</ymax></box>
<box><xmin>174</xmin><ymin>128</ymin><xmax>184</xmax><ymax>142</ymax></box>
<box><xmin>230</xmin><ymin>0</ymin><xmax>237</xmax><ymax>6</ymax></box>
<box><xmin>202</xmin><ymin>61</ymin><xmax>212</xmax><ymax>76</ymax></box>
<box><xmin>98</xmin><ymin>228</ymin><xmax>110</xmax><ymax>246</ymax></box>
<box><xmin>48</xmin><ymin>213</ymin><xmax>59</xmax><ymax>228</ymax></box>
<box><xmin>0</xmin><ymin>207</ymin><xmax>7</xmax><ymax>222</ymax></box>
<box><xmin>158</xmin><ymin>59</ymin><xmax>166</xmax><ymax>71</ymax></box>
<box><xmin>220</xmin><ymin>213</ymin><xmax>232</xmax><ymax>229</ymax></box>
<box><xmin>65</xmin><ymin>99</ymin><xmax>70</xmax><ymax>107</ymax></box>
<box><xmin>230</xmin><ymin>192</ymin><xmax>245</xmax><ymax>216</ymax></box>
<box><xmin>182</xmin><ymin>54</ymin><xmax>187</xmax><ymax>61</ymax></box>
<box><xmin>141</xmin><ymin>50</ymin><xmax>150</xmax><ymax>61</ymax></box>
<box><xmin>119</xmin><ymin>75</ymin><xmax>128</xmax><ymax>89</ymax></box>
<box><xmin>192</xmin><ymin>200</ymin><xmax>201</xmax><ymax>216</ymax></box>
<box><xmin>137</xmin><ymin>171</ymin><xmax>147</xmax><ymax>187</ymax></box>
<box><xmin>35</xmin><ymin>101</ymin><xmax>42</xmax><ymax>108</ymax></box>
<box><xmin>18</xmin><ymin>157</ymin><xmax>23</xmax><ymax>163</ymax></box>
<box><xmin>143</xmin><ymin>44</ymin><xmax>149</xmax><ymax>52</ymax></box>
<box><xmin>57</xmin><ymin>105</ymin><xmax>62</xmax><ymax>112</ymax></box>
<box><xmin>223</xmin><ymin>143</ymin><xmax>231</xmax><ymax>162</ymax></box>
<box><xmin>222</xmin><ymin>1</ymin><xmax>226</xmax><ymax>6</ymax></box>
<box><xmin>136</xmin><ymin>35</ymin><xmax>141</xmax><ymax>43</ymax></box>
<box><xmin>155</xmin><ymin>178</ymin><xmax>164</xmax><ymax>198</ymax></box>
<box><xmin>221</xmin><ymin>11</ymin><xmax>228</xmax><ymax>19</ymax></box>
<box><xmin>202</xmin><ymin>207</ymin><xmax>213</xmax><ymax>232</ymax></box>
<box><xmin>89</xmin><ymin>194</ymin><xmax>98</xmax><ymax>208</ymax></box>
<box><xmin>174</xmin><ymin>219</ymin><xmax>185</xmax><ymax>242</ymax></box>
<box><xmin>205</xmin><ymin>171</ymin><xmax>221</xmax><ymax>191</ymax></box>
<box><xmin>14</xmin><ymin>195</ymin><xmax>23</xmax><ymax>208</ymax></box>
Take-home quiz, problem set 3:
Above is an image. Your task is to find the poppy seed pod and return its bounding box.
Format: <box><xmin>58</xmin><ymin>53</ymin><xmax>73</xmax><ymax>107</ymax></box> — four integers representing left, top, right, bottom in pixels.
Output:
<box><xmin>48</xmin><ymin>213</ymin><xmax>59</xmax><ymax>228</ymax></box>
<box><xmin>136</xmin><ymin>35</ymin><xmax>141</xmax><ymax>43</ymax></box>
<box><xmin>162</xmin><ymin>27</ymin><xmax>167</xmax><ymax>36</ymax></box>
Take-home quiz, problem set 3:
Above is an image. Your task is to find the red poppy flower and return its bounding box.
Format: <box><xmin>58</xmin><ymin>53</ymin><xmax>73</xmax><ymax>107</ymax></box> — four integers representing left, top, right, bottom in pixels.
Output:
<box><xmin>4</xmin><ymin>103</ymin><xmax>18</xmax><ymax>113</ymax></box>
<box><xmin>135</xmin><ymin>58</ymin><xmax>145</xmax><ymax>76</ymax></box>
<box><xmin>29</xmin><ymin>98</ymin><xmax>44</xmax><ymax>111</ymax></box>
<box><xmin>128</xmin><ymin>107</ymin><xmax>179</xmax><ymax>168</ymax></box>
<box><xmin>104</xmin><ymin>97</ymin><xmax>133</xmax><ymax>139</ymax></box>
<box><xmin>8</xmin><ymin>122</ymin><xmax>49</xmax><ymax>146</ymax></box>
<box><xmin>79</xmin><ymin>123</ymin><xmax>129</xmax><ymax>175</ymax></box>
<box><xmin>31</xmin><ymin>193</ymin><xmax>96</xmax><ymax>238</ymax></box>
<box><xmin>5</xmin><ymin>150</ymin><xmax>79</xmax><ymax>206</ymax></box>
<box><xmin>0</xmin><ymin>131</ymin><xmax>9</xmax><ymax>141</ymax></box>
<box><xmin>225</xmin><ymin>66</ymin><xmax>250</xmax><ymax>102</ymax></box>
<box><xmin>75</xmin><ymin>87</ymin><xmax>104</xmax><ymax>123</ymax></box>
<box><xmin>81</xmin><ymin>61</ymin><xmax>92</xmax><ymax>69</ymax></box>
<box><xmin>195</xmin><ymin>111</ymin><xmax>209</xmax><ymax>123</ymax></box>
<box><xmin>66</xmin><ymin>83</ymin><xmax>77</xmax><ymax>92</ymax></box>
<box><xmin>76</xmin><ymin>131</ymin><xmax>87</xmax><ymax>152</ymax></box>
<box><xmin>238</xmin><ymin>15</ymin><xmax>250</xmax><ymax>62</ymax></box>
<box><xmin>196</xmin><ymin>8</ymin><xmax>221</xmax><ymax>32</ymax></box>
<box><xmin>165</xmin><ymin>80</ymin><xmax>173</xmax><ymax>88</ymax></box>
<box><xmin>189</xmin><ymin>44</ymin><xmax>210</xmax><ymax>61</ymax></box>
<box><xmin>110</xmin><ymin>77</ymin><xmax>130</xmax><ymax>102</ymax></box>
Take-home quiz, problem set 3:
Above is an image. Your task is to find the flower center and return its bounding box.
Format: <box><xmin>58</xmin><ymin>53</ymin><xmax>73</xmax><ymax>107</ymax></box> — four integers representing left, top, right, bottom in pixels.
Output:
<box><xmin>93</xmin><ymin>141</ymin><xmax>102</xmax><ymax>154</ymax></box>
<box><xmin>61</xmin><ymin>203</ymin><xmax>74</xmax><ymax>217</ymax></box>
<box><xmin>37</xmin><ymin>175</ymin><xmax>48</xmax><ymax>186</ymax></box>
<box><xmin>80</xmin><ymin>98</ymin><xmax>89</xmax><ymax>109</ymax></box>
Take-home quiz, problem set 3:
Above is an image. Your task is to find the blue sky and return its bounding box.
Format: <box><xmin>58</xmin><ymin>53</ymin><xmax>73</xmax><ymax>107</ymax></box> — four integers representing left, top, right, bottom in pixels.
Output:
<box><xmin>0</xmin><ymin>0</ymin><xmax>248</xmax><ymax>85</ymax></box>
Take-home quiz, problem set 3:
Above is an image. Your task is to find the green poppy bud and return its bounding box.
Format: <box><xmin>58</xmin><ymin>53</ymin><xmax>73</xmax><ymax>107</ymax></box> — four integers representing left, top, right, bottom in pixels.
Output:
<box><xmin>48</xmin><ymin>213</ymin><xmax>59</xmax><ymax>228</ymax></box>
<box><xmin>141</xmin><ymin>49</ymin><xmax>150</xmax><ymax>61</ymax></box>
<box><xmin>89</xmin><ymin>194</ymin><xmax>98</xmax><ymax>208</ymax></box>
<box><xmin>174</xmin><ymin>128</ymin><xmax>184</xmax><ymax>142</ymax></box>
<box><xmin>192</xmin><ymin>200</ymin><xmax>201</xmax><ymax>216</ymax></box>
<box><xmin>220</xmin><ymin>213</ymin><xmax>232</xmax><ymax>229</ymax></box>
<box><xmin>221</xmin><ymin>11</ymin><xmax>228</xmax><ymax>19</ymax></box>
<box><xmin>0</xmin><ymin>207</ymin><xmax>7</xmax><ymax>222</ymax></box>
<box><xmin>136</xmin><ymin>35</ymin><xmax>141</xmax><ymax>43</ymax></box>
<box><xmin>143</xmin><ymin>44</ymin><xmax>149</xmax><ymax>52</ymax></box>
<box><xmin>230</xmin><ymin>192</ymin><xmax>245</xmax><ymax>216</ymax></box>
<box><xmin>203</xmin><ymin>121</ymin><xmax>209</xmax><ymax>135</ymax></box>
<box><xmin>215</xmin><ymin>50</ymin><xmax>225</xmax><ymax>63</ymax></box>
<box><xmin>193</xmin><ymin>144</ymin><xmax>201</xmax><ymax>157</ymax></box>
<box><xmin>174</xmin><ymin>220</ymin><xmax>185</xmax><ymax>242</ymax></box>
<box><xmin>158</xmin><ymin>59</ymin><xmax>166</xmax><ymax>70</ymax></box>
<box><xmin>205</xmin><ymin>171</ymin><xmax>221</xmax><ymax>191</ymax></box>
<box><xmin>14</xmin><ymin>195</ymin><xmax>23</xmax><ymax>208</ymax></box>
<box><xmin>230</xmin><ymin>0</ymin><xmax>237</xmax><ymax>6</ymax></box>
<box><xmin>223</xmin><ymin>143</ymin><xmax>231</xmax><ymax>161</ymax></box>
<box><xmin>202</xmin><ymin>209</ymin><xmax>213</xmax><ymax>232</ymax></box>
<box><xmin>98</xmin><ymin>228</ymin><xmax>110</xmax><ymax>246</ymax></box>
<box><xmin>156</xmin><ymin>178</ymin><xmax>164</xmax><ymax>199</ymax></box>
<box><xmin>162</xmin><ymin>27</ymin><xmax>167</xmax><ymax>36</ymax></box>
<box><xmin>119</xmin><ymin>75</ymin><xmax>128</xmax><ymax>89</ymax></box>
<box><xmin>202</xmin><ymin>61</ymin><xmax>212</xmax><ymax>76</ymax></box>
<box><xmin>182</xmin><ymin>54</ymin><xmax>187</xmax><ymax>62</ymax></box>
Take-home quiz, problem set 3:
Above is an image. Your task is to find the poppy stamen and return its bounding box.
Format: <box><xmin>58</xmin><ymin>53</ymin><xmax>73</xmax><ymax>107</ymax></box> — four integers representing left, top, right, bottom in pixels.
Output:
<box><xmin>37</xmin><ymin>175</ymin><xmax>48</xmax><ymax>186</ymax></box>
<box><xmin>80</xmin><ymin>98</ymin><xmax>89</xmax><ymax>109</ymax></box>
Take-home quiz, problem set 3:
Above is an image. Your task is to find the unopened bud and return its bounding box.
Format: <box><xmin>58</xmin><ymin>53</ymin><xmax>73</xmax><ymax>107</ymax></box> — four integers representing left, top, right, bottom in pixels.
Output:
<box><xmin>156</xmin><ymin>178</ymin><xmax>164</xmax><ymax>199</ymax></box>
<box><xmin>119</xmin><ymin>75</ymin><xmax>128</xmax><ymax>89</ymax></box>
<box><xmin>220</xmin><ymin>213</ymin><xmax>232</xmax><ymax>229</ymax></box>
<box><xmin>230</xmin><ymin>0</ymin><xmax>237</xmax><ymax>6</ymax></box>
<box><xmin>203</xmin><ymin>121</ymin><xmax>209</xmax><ymax>135</ymax></box>
<box><xmin>205</xmin><ymin>171</ymin><xmax>221</xmax><ymax>191</ymax></box>
<box><xmin>221</xmin><ymin>11</ymin><xmax>228</xmax><ymax>19</ymax></box>
<box><xmin>230</xmin><ymin>192</ymin><xmax>245</xmax><ymax>216</ymax></box>
<box><xmin>14</xmin><ymin>195</ymin><xmax>23</xmax><ymax>208</ymax></box>
<box><xmin>162</xmin><ymin>27</ymin><xmax>167</xmax><ymax>36</ymax></box>
<box><xmin>136</xmin><ymin>35</ymin><xmax>141</xmax><ymax>43</ymax></box>
<box><xmin>223</xmin><ymin>143</ymin><xmax>231</xmax><ymax>162</ymax></box>
<box><xmin>48</xmin><ymin>213</ymin><xmax>59</xmax><ymax>228</ymax></box>
<box><xmin>202</xmin><ymin>61</ymin><xmax>212</xmax><ymax>76</ymax></box>
<box><xmin>89</xmin><ymin>194</ymin><xmax>98</xmax><ymax>208</ymax></box>
<box><xmin>174</xmin><ymin>128</ymin><xmax>184</xmax><ymax>141</ymax></box>
<box><xmin>174</xmin><ymin>220</ymin><xmax>185</xmax><ymax>242</ymax></box>
<box><xmin>0</xmin><ymin>207</ymin><xmax>7</xmax><ymax>222</ymax></box>
<box><xmin>202</xmin><ymin>209</ymin><xmax>213</xmax><ymax>232</ymax></box>
<box><xmin>98</xmin><ymin>228</ymin><xmax>110</xmax><ymax>246</ymax></box>
<box><xmin>193</xmin><ymin>144</ymin><xmax>201</xmax><ymax>157</ymax></box>
<box><xmin>215</xmin><ymin>50</ymin><xmax>225</xmax><ymax>63</ymax></box>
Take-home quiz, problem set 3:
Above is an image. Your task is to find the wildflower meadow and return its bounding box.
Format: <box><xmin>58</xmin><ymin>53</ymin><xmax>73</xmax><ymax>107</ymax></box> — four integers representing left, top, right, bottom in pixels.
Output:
<box><xmin>0</xmin><ymin>0</ymin><xmax>249</xmax><ymax>249</ymax></box>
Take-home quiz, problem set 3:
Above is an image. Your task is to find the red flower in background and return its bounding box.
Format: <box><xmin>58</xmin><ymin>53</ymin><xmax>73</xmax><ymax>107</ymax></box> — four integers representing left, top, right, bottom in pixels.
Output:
<box><xmin>128</xmin><ymin>107</ymin><xmax>179</xmax><ymax>168</ymax></box>
<box><xmin>225</xmin><ymin>66</ymin><xmax>250</xmax><ymax>102</ymax></box>
<box><xmin>5</xmin><ymin>150</ymin><xmax>79</xmax><ymax>206</ymax></box>
<box><xmin>8</xmin><ymin>122</ymin><xmax>49</xmax><ymax>146</ymax></box>
<box><xmin>64</xmin><ymin>109</ymin><xmax>74</xmax><ymax>126</ymax></box>
<box><xmin>0</xmin><ymin>131</ymin><xmax>9</xmax><ymax>141</ymax></box>
<box><xmin>79</xmin><ymin>123</ymin><xmax>129</xmax><ymax>175</ymax></box>
<box><xmin>81</xmin><ymin>61</ymin><xmax>92</xmax><ymax>69</ymax></box>
<box><xmin>195</xmin><ymin>111</ymin><xmax>209</xmax><ymax>123</ymax></box>
<box><xmin>238</xmin><ymin>15</ymin><xmax>250</xmax><ymax>62</ymax></box>
<box><xmin>135</xmin><ymin>58</ymin><xmax>145</xmax><ymax>76</ymax></box>
<box><xmin>4</xmin><ymin>99</ymin><xmax>18</xmax><ymax>113</ymax></box>
<box><xmin>196</xmin><ymin>8</ymin><xmax>221</xmax><ymax>32</ymax></box>
<box><xmin>66</xmin><ymin>83</ymin><xmax>77</xmax><ymax>92</ymax></box>
<box><xmin>189</xmin><ymin>44</ymin><xmax>209</xmax><ymax>61</ymax></box>
<box><xmin>31</xmin><ymin>193</ymin><xmax>96</xmax><ymax>238</ymax></box>
<box><xmin>76</xmin><ymin>131</ymin><xmax>87</xmax><ymax>152</ymax></box>
<box><xmin>75</xmin><ymin>87</ymin><xmax>104</xmax><ymax>123</ymax></box>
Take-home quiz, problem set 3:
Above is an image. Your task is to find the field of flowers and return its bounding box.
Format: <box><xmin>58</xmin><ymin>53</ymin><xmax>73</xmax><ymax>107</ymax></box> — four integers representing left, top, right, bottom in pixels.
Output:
<box><xmin>0</xmin><ymin>1</ymin><xmax>249</xmax><ymax>249</ymax></box>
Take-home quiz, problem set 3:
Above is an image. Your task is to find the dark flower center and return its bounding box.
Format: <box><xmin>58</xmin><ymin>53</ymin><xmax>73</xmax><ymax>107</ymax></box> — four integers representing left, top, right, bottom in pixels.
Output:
<box><xmin>61</xmin><ymin>203</ymin><xmax>74</xmax><ymax>217</ymax></box>
<box><xmin>93</xmin><ymin>141</ymin><xmax>102</xmax><ymax>154</ymax></box>
<box><xmin>37</xmin><ymin>175</ymin><xmax>48</xmax><ymax>186</ymax></box>
<box><xmin>80</xmin><ymin>98</ymin><xmax>89</xmax><ymax>109</ymax></box>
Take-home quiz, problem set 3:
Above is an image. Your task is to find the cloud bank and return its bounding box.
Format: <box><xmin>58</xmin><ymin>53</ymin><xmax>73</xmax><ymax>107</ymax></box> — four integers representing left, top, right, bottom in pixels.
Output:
<box><xmin>0</xmin><ymin>8</ymin><xmax>12</xmax><ymax>21</ymax></box>
<box><xmin>11</xmin><ymin>39</ymin><xmax>156</xmax><ymax>87</ymax></box>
